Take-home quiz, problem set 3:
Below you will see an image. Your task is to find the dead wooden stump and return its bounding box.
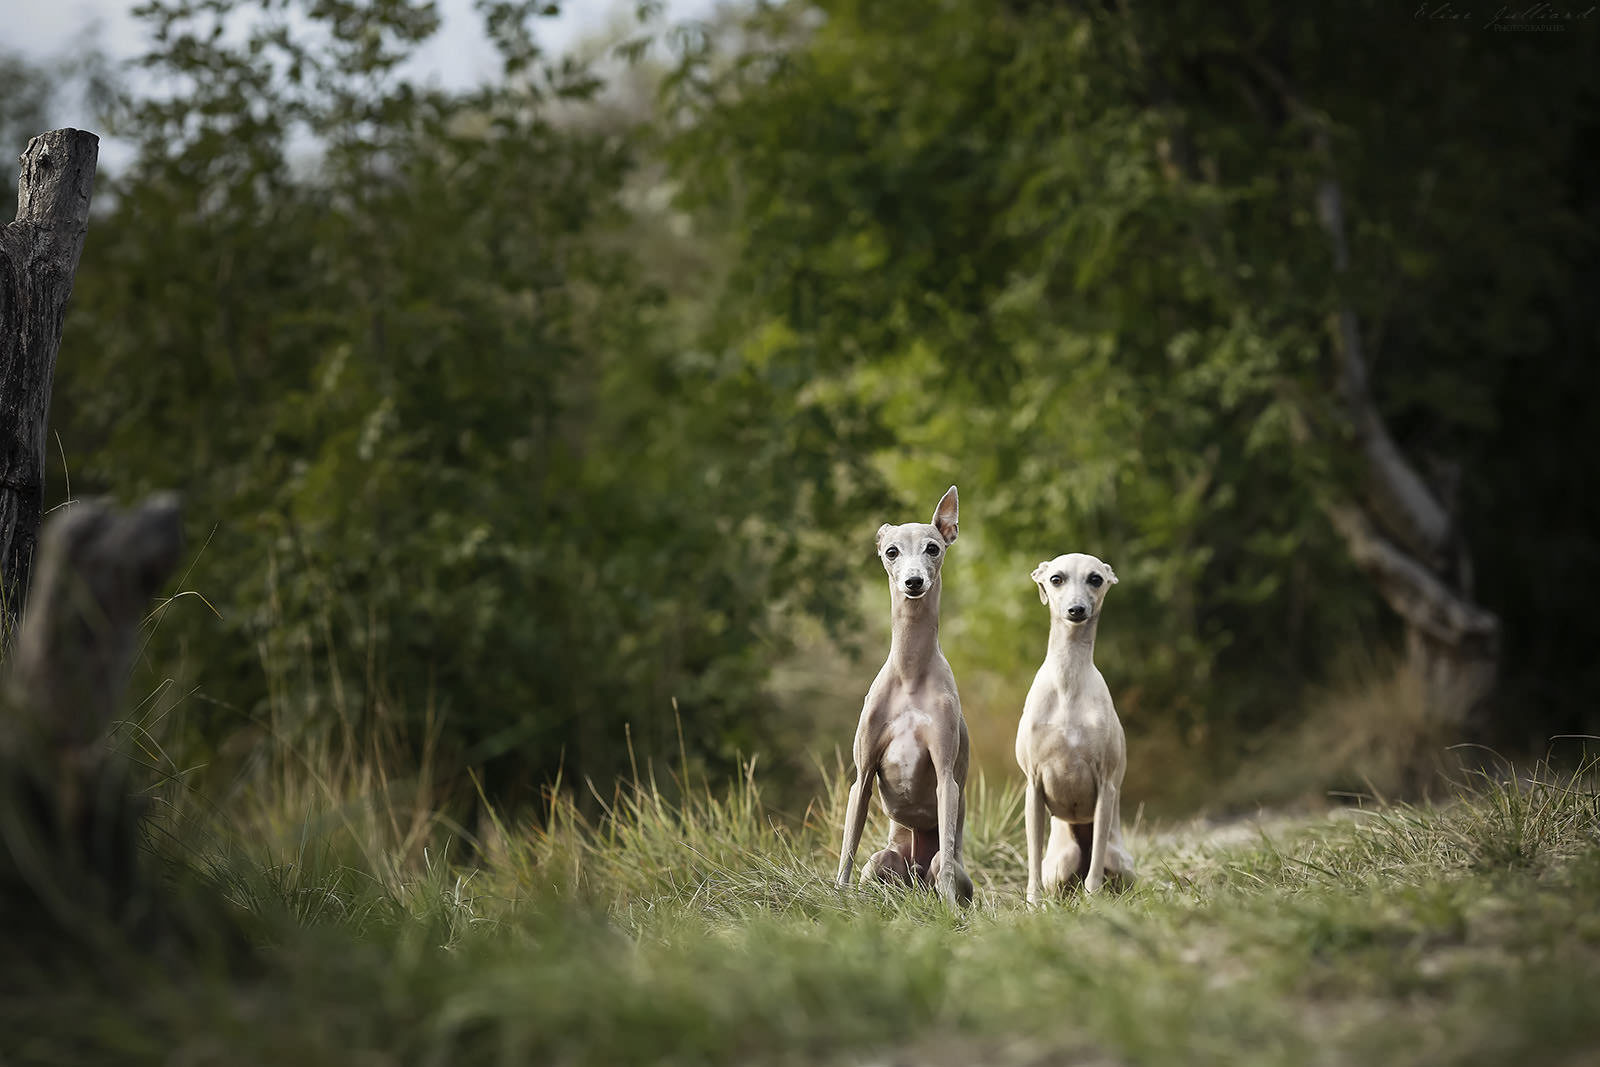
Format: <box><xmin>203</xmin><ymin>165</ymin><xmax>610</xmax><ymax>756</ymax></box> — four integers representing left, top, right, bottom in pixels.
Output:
<box><xmin>1</xmin><ymin>494</ymin><xmax>183</xmax><ymax>939</ymax></box>
<box><xmin>1</xmin><ymin>128</ymin><xmax>99</xmax><ymax>640</ymax></box>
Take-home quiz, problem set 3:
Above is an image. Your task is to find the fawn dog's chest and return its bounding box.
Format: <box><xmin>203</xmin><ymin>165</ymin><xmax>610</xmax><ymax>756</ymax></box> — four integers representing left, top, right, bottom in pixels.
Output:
<box><xmin>875</xmin><ymin>720</ymin><xmax>939</xmax><ymax>829</ymax></box>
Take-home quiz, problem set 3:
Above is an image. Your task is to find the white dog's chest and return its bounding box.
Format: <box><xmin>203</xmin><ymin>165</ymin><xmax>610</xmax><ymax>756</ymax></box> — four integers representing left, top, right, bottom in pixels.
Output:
<box><xmin>1020</xmin><ymin>700</ymin><xmax>1119</xmax><ymax>823</ymax></box>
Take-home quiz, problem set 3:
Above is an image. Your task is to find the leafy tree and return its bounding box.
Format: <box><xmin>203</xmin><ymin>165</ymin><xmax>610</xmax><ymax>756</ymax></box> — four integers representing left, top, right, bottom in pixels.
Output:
<box><xmin>52</xmin><ymin>0</ymin><xmax>886</xmax><ymax>799</ymax></box>
<box><xmin>662</xmin><ymin>0</ymin><xmax>1600</xmax><ymax>743</ymax></box>
<box><xmin>0</xmin><ymin>53</ymin><xmax>53</xmax><ymax>195</ymax></box>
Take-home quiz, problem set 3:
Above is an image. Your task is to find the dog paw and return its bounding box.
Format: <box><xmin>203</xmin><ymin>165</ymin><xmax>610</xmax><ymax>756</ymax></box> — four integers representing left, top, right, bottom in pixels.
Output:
<box><xmin>928</xmin><ymin>854</ymin><xmax>974</xmax><ymax>907</ymax></box>
<box><xmin>862</xmin><ymin>848</ymin><xmax>913</xmax><ymax>886</ymax></box>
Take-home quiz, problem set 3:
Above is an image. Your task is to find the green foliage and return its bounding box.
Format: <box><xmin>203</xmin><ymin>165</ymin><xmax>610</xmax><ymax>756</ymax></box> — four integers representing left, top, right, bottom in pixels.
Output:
<box><xmin>660</xmin><ymin>0</ymin><xmax>1600</xmax><ymax>737</ymax></box>
<box><xmin>17</xmin><ymin>0</ymin><xmax>1598</xmax><ymax>808</ymax></box>
<box><xmin>0</xmin><ymin>52</ymin><xmax>53</xmax><ymax>194</ymax></box>
<box><xmin>52</xmin><ymin>0</ymin><xmax>886</xmax><ymax>798</ymax></box>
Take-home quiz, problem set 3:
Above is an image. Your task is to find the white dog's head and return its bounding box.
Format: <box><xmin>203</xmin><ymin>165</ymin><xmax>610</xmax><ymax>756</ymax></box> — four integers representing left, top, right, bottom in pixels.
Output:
<box><xmin>876</xmin><ymin>486</ymin><xmax>959</xmax><ymax>601</ymax></box>
<box><xmin>1031</xmin><ymin>552</ymin><xmax>1117</xmax><ymax>624</ymax></box>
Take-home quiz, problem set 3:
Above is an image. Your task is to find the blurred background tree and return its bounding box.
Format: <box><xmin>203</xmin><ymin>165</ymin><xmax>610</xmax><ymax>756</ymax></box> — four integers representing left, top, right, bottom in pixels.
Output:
<box><xmin>46</xmin><ymin>0</ymin><xmax>888</xmax><ymax>801</ymax></box>
<box><xmin>661</xmin><ymin>0</ymin><xmax>1600</xmax><ymax>796</ymax></box>
<box><xmin>5</xmin><ymin>0</ymin><xmax>1595</xmax><ymax>812</ymax></box>
<box><xmin>0</xmin><ymin>55</ymin><xmax>53</xmax><ymax>195</ymax></box>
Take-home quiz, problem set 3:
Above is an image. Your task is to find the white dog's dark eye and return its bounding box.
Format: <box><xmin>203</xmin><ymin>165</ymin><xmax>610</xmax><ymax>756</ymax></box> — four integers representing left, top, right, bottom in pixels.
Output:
<box><xmin>885</xmin><ymin>546</ymin><xmax>899</xmax><ymax>560</ymax></box>
<box><xmin>925</xmin><ymin>543</ymin><xmax>939</xmax><ymax>556</ymax></box>
<box><xmin>1049</xmin><ymin>574</ymin><xmax>1063</xmax><ymax>586</ymax></box>
<box><xmin>1087</xmin><ymin>573</ymin><xmax>1103</xmax><ymax>587</ymax></box>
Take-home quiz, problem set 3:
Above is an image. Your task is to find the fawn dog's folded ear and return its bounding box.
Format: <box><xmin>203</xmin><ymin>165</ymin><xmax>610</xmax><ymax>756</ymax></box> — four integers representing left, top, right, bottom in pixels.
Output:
<box><xmin>876</xmin><ymin>523</ymin><xmax>893</xmax><ymax>550</ymax></box>
<box><xmin>1031</xmin><ymin>561</ymin><xmax>1050</xmax><ymax>604</ymax></box>
<box><xmin>931</xmin><ymin>485</ymin><xmax>959</xmax><ymax>545</ymax></box>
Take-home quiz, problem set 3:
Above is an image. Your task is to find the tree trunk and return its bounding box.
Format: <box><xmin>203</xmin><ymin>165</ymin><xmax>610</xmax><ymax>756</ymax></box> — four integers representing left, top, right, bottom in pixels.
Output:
<box><xmin>0</xmin><ymin>128</ymin><xmax>99</xmax><ymax>640</ymax></box>
<box><xmin>1</xmin><ymin>494</ymin><xmax>182</xmax><ymax>939</ymax></box>
<box><xmin>1324</xmin><ymin>500</ymin><xmax>1500</xmax><ymax>727</ymax></box>
<box><xmin>1310</xmin><ymin>135</ymin><xmax>1501</xmax><ymax>728</ymax></box>
<box><xmin>1235</xmin><ymin>57</ymin><xmax>1501</xmax><ymax>726</ymax></box>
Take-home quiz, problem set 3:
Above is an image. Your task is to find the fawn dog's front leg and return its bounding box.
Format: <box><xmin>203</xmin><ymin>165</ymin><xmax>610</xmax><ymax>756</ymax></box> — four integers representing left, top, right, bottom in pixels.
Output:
<box><xmin>835</xmin><ymin>763</ymin><xmax>877</xmax><ymax>887</ymax></box>
<box><xmin>926</xmin><ymin>715</ymin><xmax>974</xmax><ymax>907</ymax></box>
<box><xmin>928</xmin><ymin>768</ymin><xmax>974</xmax><ymax>906</ymax></box>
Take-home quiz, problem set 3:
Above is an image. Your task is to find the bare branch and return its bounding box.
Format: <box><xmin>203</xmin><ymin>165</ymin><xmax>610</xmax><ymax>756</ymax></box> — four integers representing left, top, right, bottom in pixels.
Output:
<box><xmin>1313</xmin><ymin>144</ymin><xmax>1454</xmax><ymax>564</ymax></box>
<box><xmin>1214</xmin><ymin>57</ymin><xmax>1456</xmax><ymax>563</ymax></box>
<box><xmin>1325</xmin><ymin>503</ymin><xmax>1498</xmax><ymax>648</ymax></box>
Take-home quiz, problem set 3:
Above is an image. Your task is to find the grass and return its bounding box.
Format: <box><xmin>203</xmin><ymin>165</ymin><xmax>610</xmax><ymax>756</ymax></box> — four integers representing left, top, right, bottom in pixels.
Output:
<box><xmin>6</xmin><ymin>717</ymin><xmax>1600</xmax><ymax>1067</ymax></box>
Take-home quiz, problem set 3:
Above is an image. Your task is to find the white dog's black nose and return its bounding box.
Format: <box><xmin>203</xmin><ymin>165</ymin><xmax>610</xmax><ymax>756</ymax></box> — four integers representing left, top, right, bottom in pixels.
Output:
<box><xmin>904</xmin><ymin>575</ymin><xmax>925</xmax><ymax>594</ymax></box>
<box><xmin>1066</xmin><ymin>604</ymin><xmax>1088</xmax><ymax>622</ymax></box>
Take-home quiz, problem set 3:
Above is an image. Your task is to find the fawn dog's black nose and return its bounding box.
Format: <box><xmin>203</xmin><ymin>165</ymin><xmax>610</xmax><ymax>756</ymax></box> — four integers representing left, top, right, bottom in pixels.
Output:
<box><xmin>1066</xmin><ymin>604</ymin><xmax>1088</xmax><ymax>621</ymax></box>
<box><xmin>904</xmin><ymin>575</ymin><xmax>925</xmax><ymax>593</ymax></box>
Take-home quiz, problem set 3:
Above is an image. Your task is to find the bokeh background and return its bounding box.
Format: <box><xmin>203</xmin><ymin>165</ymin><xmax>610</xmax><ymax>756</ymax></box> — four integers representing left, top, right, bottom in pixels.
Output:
<box><xmin>5</xmin><ymin>0</ymin><xmax>1597</xmax><ymax>819</ymax></box>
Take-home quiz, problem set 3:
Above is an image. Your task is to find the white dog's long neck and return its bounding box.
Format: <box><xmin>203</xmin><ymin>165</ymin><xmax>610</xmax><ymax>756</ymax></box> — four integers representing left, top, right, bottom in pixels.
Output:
<box><xmin>1046</xmin><ymin>615</ymin><xmax>1099</xmax><ymax>691</ymax></box>
<box><xmin>887</xmin><ymin>586</ymin><xmax>943</xmax><ymax>681</ymax></box>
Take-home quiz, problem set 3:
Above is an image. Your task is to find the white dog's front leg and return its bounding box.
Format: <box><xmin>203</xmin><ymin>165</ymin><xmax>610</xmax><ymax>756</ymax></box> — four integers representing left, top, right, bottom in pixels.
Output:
<box><xmin>1024</xmin><ymin>778</ymin><xmax>1048</xmax><ymax>904</ymax></box>
<box><xmin>835</xmin><ymin>768</ymin><xmax>875</xmax><ymax>887</ymax></box>
<box><xmin>1086</xmin><ymin>781</ymin><xmax>1117</xmax><ymax>894</ymax></box>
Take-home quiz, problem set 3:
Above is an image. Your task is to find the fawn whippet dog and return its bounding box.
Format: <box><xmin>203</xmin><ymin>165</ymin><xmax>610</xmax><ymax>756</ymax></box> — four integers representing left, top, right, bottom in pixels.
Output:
<box><xmin>1016</xmin><ymin>553</ymin><xmax>1135</xmax><ymax>901</ymax></box>
<box><xmin>834</xmin><ymin>486</ymin><xmax>974</xmax><ymax>907</ymax></box>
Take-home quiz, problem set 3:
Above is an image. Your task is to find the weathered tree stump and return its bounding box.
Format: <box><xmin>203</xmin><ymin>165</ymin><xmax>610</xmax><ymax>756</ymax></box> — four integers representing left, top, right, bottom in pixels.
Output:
<box><xmin>0</xmin><ymin>128</ymin><xmax>98</xmax><ymax>639</ymax></box>
<box><xmin>1</xmin><ymin>494</ymin><xmax>183</xmax><ymax>941</ymax></box>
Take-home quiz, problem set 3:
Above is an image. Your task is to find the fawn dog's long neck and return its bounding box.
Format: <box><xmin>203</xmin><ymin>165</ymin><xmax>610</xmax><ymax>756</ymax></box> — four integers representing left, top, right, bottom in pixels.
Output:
<box><xmin>887</xmin><ymin>585</ymin><xmax>942</xmax><ymax>682</ymax></box>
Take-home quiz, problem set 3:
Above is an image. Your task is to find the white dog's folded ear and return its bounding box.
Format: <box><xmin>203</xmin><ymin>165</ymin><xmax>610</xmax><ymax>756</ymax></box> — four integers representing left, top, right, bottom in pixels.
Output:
<box><xmin>1104</xmin><ymin>563</ymin><xmax>1119</xmax><ymax>585</ymax></box>
<box><xmin>1031</xmin><ymin>561</ymin><xmax>1050</xmax><ymax>604</ymax></box>
<box><xmin>932</xmin><ymin>485</ymin><xmax>959</xmax><ymax>545</ymax></box>
<box><xmin>876</xmin><ymin>523</ymin><xmax>893</xmax><ymax>550</ymax></box>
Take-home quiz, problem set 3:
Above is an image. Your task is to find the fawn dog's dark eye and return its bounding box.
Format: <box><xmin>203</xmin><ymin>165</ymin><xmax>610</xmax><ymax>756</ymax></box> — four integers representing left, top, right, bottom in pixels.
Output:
<box><xmin>1049</xmin><ymin>574</ymin><xmax>1063</xmax><ymax>586</ymax></box>
<box><xmin>1087</xmin><ymin>573</ymin><xmax>1103</xmax><ymax>587</ymax></box>
<box><xmin>925</xmin><ymin>543</ymin><xmax>940</xmax><ymax>556</ymax></box>
<box><xmin>884</xmin><ymin>546</ymin><xmax>899</xmax><ymax>560</ymax></box>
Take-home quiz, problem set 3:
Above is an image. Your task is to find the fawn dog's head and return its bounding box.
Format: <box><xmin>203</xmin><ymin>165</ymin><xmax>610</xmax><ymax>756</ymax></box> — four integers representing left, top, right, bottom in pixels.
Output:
<box><xmin>876</xmin><ymin>486</ymin><xmax>959</xmax><ymax>601</ymax></box>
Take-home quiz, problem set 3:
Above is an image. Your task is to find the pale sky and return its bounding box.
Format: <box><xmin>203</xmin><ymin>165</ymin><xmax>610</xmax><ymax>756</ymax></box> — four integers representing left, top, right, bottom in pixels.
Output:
<box><xmin>8</xmin><ymin>0</ymin><xmax>724</xmax><ymax>167</ymax></box>
<box><xmin>10</xmin><ymin>0</ymin><xmax>721</xmax><ymax>71</ymax></box>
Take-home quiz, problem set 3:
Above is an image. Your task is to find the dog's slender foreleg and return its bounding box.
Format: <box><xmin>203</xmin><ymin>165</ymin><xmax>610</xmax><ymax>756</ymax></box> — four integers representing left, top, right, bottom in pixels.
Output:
<box><xmin>1024</xmin><ymin>778</ymin><xmax>1048</xmax><ymax>904</ymax></box>
<box><xmin>932</xmin><ymin>768</ymin><xmax>965</xmax><ymax>906</ymax></box>
<box><xmin>1086</xmin><ymin>780</ymin><xmax>1117</xmax><ymax>894</ymax></box>
<box><xmin>955</xmin><ymin>787</ymin><xmax>968</xmax><ymax>869</ymax></box>
<box><xmin>835</xmin><ymin>766</ymin><xmax>877</xmax><ymax>887</ymax></box>
<box><xmin>1105</xmin><ymin>787</ymin><xmax>1136</xmax><ymax>884</ymax></box>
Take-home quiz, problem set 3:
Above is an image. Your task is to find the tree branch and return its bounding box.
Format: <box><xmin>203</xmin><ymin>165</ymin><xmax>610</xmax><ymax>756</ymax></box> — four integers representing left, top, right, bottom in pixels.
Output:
<box><xmin>1234</xmin><ymin>59</ymin><xmax>1455</xmax><ymax>563</ymax></box>
<box><xmin>1324</xmin><ymin>502</ymin><xmax>1498</xmax><ymax>648</ymax></box>
<box><xmin>1312</xmin><ymin>140</ymin><xmax>1454</xmax><ymax>565</ymax></box>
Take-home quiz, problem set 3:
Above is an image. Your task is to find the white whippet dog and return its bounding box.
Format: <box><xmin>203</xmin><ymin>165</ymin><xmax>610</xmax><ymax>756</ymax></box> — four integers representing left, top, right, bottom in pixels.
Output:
<box><xmin>1016</xmin><ymin>553</ymin><xmax>1135</xmax><ymax>901</ymax></box>
<box><xmin>834</xmin><ymin>486</ymin><xmax>974</xmax><ymax>907</ymax></box>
